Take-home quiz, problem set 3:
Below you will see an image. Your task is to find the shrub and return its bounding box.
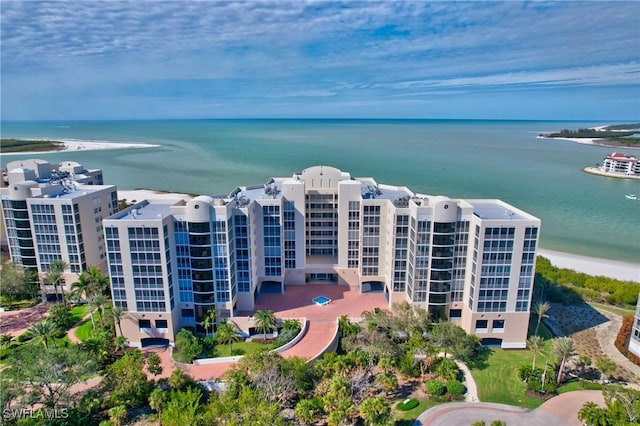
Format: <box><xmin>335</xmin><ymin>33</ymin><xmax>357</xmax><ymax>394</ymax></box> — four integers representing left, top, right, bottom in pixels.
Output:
<box><xmin>446</xmin><ymin>379</ymin><xmax>466</xmax><ymax>396</ymax></box>
<box><xmin>434</xmin><ymin>358</ymin><xmax>459</xmax><ymax>381</ymax></box>
<box><xmin>396</xmin><ymin>398</ymin><xmax>419</xmax><ymax>411</ymax></box>
<box><xmin>614</xmin><ymin>316</ymin><xmax>640</xmax><ymax>366</ymax></box>
<box><xmin>174</xmin><ymin>328</ymin><xmax>202</xmax><ymax>363</ymax></box>
<box><xmin>16</xmin><ymin>333</ymin><xmax>33</xmax><ymax>343</ymax></box>
<box><xmin>48</xmin><ymin>304</ymin><xmax>75</xmax><ymax>329</ymax></box>
<box><xmin>276</xmin><ymin>327</ymin><xmax>300</xmax><ymax>346</ymax></box>
<box><xmin>425</xmin><ymin>379</ymin><xmax>445</xmax><ymax>396</ymax></box>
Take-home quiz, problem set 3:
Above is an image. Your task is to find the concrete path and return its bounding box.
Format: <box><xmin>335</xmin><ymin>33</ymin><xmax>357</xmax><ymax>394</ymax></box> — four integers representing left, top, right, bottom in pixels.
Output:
<box><xmin>454</xmin><ymin>359</ymin><xmax>479</xmax><ymax>402</ymax></box>
<box><xmin>593</xmin><ymin>308</ymin><xmax>640</xmax><ymax>382</ymax></box>
<box><xmin>415</xmin><ymin>390</ymin><xmax>605</xmax><ymax>426</ymax></box>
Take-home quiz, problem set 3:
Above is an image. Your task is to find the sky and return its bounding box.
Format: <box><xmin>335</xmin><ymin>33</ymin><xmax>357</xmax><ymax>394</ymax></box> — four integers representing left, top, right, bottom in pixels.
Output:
<box><xmin>1</xmin><ymin>1</ymin><xmax>639</xmax><ymax>121</ymax></box>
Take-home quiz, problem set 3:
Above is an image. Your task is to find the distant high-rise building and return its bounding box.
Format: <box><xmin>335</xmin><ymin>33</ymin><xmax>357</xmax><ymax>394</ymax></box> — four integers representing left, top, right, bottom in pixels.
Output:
<box><xmin>1</xmin><ymin>159</ymin><xmax>118</xmax><ymax>298</ymax></box>
<box><xmin>106</xmin><ymin>166</ymin><xmax>540</xmax><ymax>349</ymax></box>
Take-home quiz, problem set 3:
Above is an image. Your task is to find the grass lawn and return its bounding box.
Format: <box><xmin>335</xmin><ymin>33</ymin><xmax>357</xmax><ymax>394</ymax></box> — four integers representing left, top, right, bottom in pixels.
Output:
<box><xmin>393</xmin><ymin>399</ymin><xmax>440</xmax><ymax>425</ymax></box>
<box><xmin>557</xmin><ymin>380</ymin><xmax>603</xmax><ymax>394</ymax></box>
<box><xmin>469</xmin><ymin>314</ymin><xmax>556</xmax><ymax>409</ymax></box>
<box><xmin>211</xmin><ymin>340</ymin><xmax>275</xmax><ymax>357</ymax></box>
<box><xmin>588</xmin><ymin>302</ymin><xmax>635</xmax><ymax>317</ymax></box>
<box><xmin>69</xmin><ymin>305</ymin><xmax>88</xmax><ymax>325</ymax></box>
<box><xmin>74</xmin><ymin>318</ymin><xmax>94</xmax><ymax>341</ymax></box>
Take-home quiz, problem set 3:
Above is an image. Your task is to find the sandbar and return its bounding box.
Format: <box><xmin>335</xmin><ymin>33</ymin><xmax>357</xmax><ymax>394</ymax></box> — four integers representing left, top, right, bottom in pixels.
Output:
<box><xmin>2</xmin><ymin>138</ymin><xmax>160</xmax><ymax>156</ymax></box>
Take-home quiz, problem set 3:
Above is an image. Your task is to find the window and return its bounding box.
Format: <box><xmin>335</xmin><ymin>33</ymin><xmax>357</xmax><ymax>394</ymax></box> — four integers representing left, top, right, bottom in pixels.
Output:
<box><xmin>156</xmin><ymin>319</ymin><xmax>168</xmax><ymax>329</ymax></box>
<box><xmin>138</xmin><ymin>319</ymin><xmax>151</xmax><ymax>329</ymax></box>
<box><xmin>475</xmin><ymin>319</ymin><xmax>488</xmax><ymax>332</ymax></box>
<box><xmin>492</xmin><ymin>319</ymin><xmax>505</xmax><ymax>332</ymax></box>
<box><xmin>449</xmin><ymin>309</ymin><xmax>462</xmax><ymax>319</ymax></box>
<box><xmin>182</xmin><ymin>309</ymin><xmax>195</xmax><ymax>318</ymax></box>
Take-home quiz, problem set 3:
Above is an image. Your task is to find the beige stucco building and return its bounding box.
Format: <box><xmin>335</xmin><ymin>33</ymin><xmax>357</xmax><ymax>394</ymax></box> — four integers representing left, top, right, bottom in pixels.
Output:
<box><xmin>105</xmin><ymin>166</ymin><xmax>540</xmax><ymax>349</ymax></box>
<box><xmin>1</xmin><ymin>159</ymin><xmax>117</xmax><ymax>298</ymax></box>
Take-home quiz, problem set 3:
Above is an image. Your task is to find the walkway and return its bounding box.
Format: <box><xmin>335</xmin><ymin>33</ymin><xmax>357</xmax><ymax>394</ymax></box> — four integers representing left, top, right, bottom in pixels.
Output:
<box><xmin>0</xmin><ymin>303</ymin><xmax>51</xmax><ymax>337</ymax></box>
<box><xmin>415</xmin><ymin>390</ymin><xmax>605</xmax><ymax>426</ymax></box>
<box><xmin>594</xmin><ymin>308</ymin><xmax>640</xmax><ymax>383</ymax></box>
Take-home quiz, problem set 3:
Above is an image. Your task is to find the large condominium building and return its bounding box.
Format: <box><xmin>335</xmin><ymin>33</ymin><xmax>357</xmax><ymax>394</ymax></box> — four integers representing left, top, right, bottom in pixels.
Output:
<box><xmin>105</xmin><ymin>166</ymin><xmax>540</xmax><ymax>349</ymax></box>
<box><xmin>630</xmin><ymin>293</ymin><xmax>640</xmax><ymax>358</ymax></box>
<box><xmin>1</xmin><ymin>159</ymin><xmax>118</xmax><ymax>298</ymax></box>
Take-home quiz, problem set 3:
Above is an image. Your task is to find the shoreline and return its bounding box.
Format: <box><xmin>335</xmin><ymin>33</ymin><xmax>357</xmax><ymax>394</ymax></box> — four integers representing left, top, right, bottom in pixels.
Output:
<box><xmin>582</xmin><ymin>166</ymin><xmax>640</xmax><ymax>180</ymax></box>
<box><xmin>537</xmin><ymin>135</ymin><xmax>640</xmax><ymax>150</ymax></box>
<box><xmin>1</xmin><ymin>138</ymin><xmax>160</xmax><ymax>156</ymax></box>
<box><xmin>116</xmin><ymin>190</ymin><xmax>639</xmax><ymax>282</ymax></box>
<box><xmin>537</xmin><ymin>248</ymin><xmax>639</xmax><ymax>282</ymax></box>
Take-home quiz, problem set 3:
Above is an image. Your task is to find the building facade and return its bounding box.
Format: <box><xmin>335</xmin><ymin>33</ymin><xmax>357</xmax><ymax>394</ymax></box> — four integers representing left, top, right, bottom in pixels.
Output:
<box><xmin>106</xmin><ymin>166</ymin><xmax>540</xmax><ymax>349</ymax></box>
<box><xmin>1</xmin><ymin>159</ymin><xmax>117</xmax><ymax>297</ymax></box>
<box><xmin>630</xmin><ymin>293</ymin><xmax>640</xmax><ymax>358</ymax></box>
<box><xmin>600</xmin><ymin>152</ymin><xmax>640</xmax><ymax>176</ymax></box>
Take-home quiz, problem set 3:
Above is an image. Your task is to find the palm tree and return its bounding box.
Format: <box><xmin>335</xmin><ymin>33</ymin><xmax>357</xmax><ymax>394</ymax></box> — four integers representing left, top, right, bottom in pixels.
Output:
<box><xmin>44</xmin><ymin>259</ymin><xmax>69</xmax><ymax>305</ymax></box>
<box><xmin>110</xmin><ymin>305</ymin><xmax>126</xmax><ymax>336</ymax></box>
<box><xmin>70</xmin><ymin>273</ymin><xmax>92</xmax><ymax>302</ymax></box>
<box><xmin>552</xmin><ymin>336</ymin><xmax>575</xmax><ymax>384</ymax></box>
<box><xmin>215</xmin><ymin>321</ymin><xmax>240</xmax><ymax>354</ymax></box>
<box><xmin>527</xmin><ymin>335</ymin><xmax>544</xmax><ymax>370</ymax></box>
<box><xmin>0</xmin><ymin>334</ymin><xmax>13</xmax><ymax>348</ymax></box>
<box><xmin>90</xmin><ymin>294</ymin><xmax>111</xmax><ymax>329</ymax></box>
<box><xmin>596</xmin><ymin>357</ymin><xmax>617</xmax><ymax>384</ymax></box>
<box><xmin>254</xmin><ymin>309</ymin><xmax>277</xmax><ymax>342</ymax></box>
<box><xmin>28</xmin><ymin>319</ymin><xmax>59</xmax><ymax>349</ymax></box>
<box><xmin>108</xmin><ymin>405</ymin><xmax>127</xmax><ymax>426</ymax></box>
<box><xmin>534</xmin><ymin>301</ymin><xmax>551</xmax><ymax>336</ymax></box>
<box><xmin>85</xmin><ymin>266</ymin><xmax>110</xmax><ymax>296</ymax></box>
<box><xmin>202</xmin><ymin>309</ymin><xmax>216</xmax><ymax>336</ymax></box>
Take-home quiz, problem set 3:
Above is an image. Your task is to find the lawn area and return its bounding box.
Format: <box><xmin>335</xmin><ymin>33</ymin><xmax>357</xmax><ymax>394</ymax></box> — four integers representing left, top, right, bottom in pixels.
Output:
<box><xmin>588</xmin><ymin>302</ymin><xmax>635</xmax><ymax>317</ymax></box>
<box><xmin>557</xmin><ymin>380</ymin><xmax>603</xmax><ymax>394</ymax></box>
<box><xmin>469</xmin><ymin>314</ymin><xmax>556</xmax><ymax>409</ymax></box>
<box><xmin>74</xmin><ymin>318</ymin><xmax>94</xmax><ymax>341</ymax></box>
<box><xmin>211</xmin><ymin>340</ymin><xmax>275</xmax><ymax>357</ymax></box>
<box><xmin>69</xmin><ymin>305</ymin><xmax>88</xmax><ymax>325</ymax></box>
<box><xmin>469</xmin><ymin>344</ymin><xmax>550</xmax><ymax>409</ymax></box>
<box><xmin>393</xmin><ymin>399</ymin><xmax>441</xmax><ymax>425</ymax></box>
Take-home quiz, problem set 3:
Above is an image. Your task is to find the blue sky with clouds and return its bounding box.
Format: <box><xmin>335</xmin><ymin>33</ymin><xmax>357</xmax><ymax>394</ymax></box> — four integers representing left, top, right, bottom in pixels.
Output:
<box><xmin>1</xmin><ymin>1</ymin><xmax>639</xmax><ymax>120</ymax></box>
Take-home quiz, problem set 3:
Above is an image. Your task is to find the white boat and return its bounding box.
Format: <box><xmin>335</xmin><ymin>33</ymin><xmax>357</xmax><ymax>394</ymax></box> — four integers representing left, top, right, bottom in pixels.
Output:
<box><xmin>625</xmin><ymin>194</ymin><xmax>638</xmax><ymax>200</ymax></box>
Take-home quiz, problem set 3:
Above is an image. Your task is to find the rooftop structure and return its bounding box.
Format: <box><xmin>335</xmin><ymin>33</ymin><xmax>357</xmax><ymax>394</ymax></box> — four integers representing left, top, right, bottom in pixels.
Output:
<box><xmin>106</xmin><ymin>166</ymin><xmax>540</xmax><ymax>349</ymax></box>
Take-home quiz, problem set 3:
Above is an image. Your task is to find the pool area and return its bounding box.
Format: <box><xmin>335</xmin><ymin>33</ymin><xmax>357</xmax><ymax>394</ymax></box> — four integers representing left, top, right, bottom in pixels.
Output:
<box><xmin>312</xmin><ymin>296</ymin><xmax>332</xmax><ymax>306</ymax></box>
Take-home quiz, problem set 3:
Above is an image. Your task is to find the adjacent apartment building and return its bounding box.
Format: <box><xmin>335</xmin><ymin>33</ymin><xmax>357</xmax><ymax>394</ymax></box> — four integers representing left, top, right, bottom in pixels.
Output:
<box><xmin>600</xmin><ymin>152</ymin><xmax>640</xmax><ymax>176</ymax></box>
<box><xmin>1</xmin><ymin>159</ymin><xmax>118</xmax><ymax>298</ymax></box>
<box><xmin>630</xmin><ymin>292</ymin><xmax>640</xmax><ymax>358</ymax></box>
<box><xmin>105</xmin><ymin>166</ymin><xmax>540</xmax><ymax>349</ymax></box>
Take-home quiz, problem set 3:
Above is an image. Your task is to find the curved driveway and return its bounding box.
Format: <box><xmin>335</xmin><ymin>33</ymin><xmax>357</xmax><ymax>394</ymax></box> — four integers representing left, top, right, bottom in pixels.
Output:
<box><xmin>415</xmin><ymin>390</ymin><xmax>605</xmax><ymax>426</ymax></box>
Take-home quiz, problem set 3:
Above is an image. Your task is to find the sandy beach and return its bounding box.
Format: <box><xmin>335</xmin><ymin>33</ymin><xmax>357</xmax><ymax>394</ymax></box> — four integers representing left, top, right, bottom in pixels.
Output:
<box><xmin>538</xmin><ymin>248</ymin><xmax>639</xmax><ymax>282</ymax></box>
<box><xmin>537</xmin><ymin>135</ymin><xmax>640</xmax><ymax>150</ymax></box>
<box><xmin>2</xmin><ymin>138</ymin><xmax>160</xmax><ymax>156</ymax></box>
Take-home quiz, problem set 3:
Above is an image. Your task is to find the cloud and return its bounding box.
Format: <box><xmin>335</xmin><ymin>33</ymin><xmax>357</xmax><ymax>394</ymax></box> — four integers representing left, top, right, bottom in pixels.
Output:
<box><xmin>1</xmin><ymin>1</ymin><xmax>639</xmax><ymax>119</ymax></box>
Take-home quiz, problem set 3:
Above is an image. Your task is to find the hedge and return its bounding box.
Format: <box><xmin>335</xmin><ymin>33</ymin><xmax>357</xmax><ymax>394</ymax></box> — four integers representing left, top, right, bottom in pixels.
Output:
<box><xmin>614</xmin><ymin>316</ymin><xmax>640</xmax><ymax>366</ymax></box>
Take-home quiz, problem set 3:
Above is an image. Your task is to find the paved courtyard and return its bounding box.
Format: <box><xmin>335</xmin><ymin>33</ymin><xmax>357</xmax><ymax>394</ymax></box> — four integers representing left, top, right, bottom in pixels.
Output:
<box><xmin>146</xmin><ymin>284</ymin><xmax>388</xmax><ymax>380</ymax></box>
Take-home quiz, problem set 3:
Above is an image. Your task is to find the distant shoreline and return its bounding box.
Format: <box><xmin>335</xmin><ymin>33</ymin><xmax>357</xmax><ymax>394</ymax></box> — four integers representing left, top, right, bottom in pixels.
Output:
<box><xmin>537</xmin><ymin>135</ymin><xmax>640</xmax><ymax>150</ymax></box>
<box><xmin>1</xmin><ymin>138</ymin><xmax>160</xmax><ymax>156</ymax></box>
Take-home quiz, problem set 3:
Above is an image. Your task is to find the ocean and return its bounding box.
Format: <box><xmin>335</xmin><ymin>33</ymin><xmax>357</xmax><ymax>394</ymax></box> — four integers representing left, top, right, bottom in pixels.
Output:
<box><xmin>1</xmin><ymin>119</ymin><xmax>639</xmax><ymax>264</ymax></box>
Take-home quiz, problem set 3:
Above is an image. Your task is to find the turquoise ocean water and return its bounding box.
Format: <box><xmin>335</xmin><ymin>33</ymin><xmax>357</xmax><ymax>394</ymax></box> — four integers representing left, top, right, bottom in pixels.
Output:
<box><xmin>1</xmin><ymin>119</ymin><xmax>639</xmax><ymax>263</ymax></box>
